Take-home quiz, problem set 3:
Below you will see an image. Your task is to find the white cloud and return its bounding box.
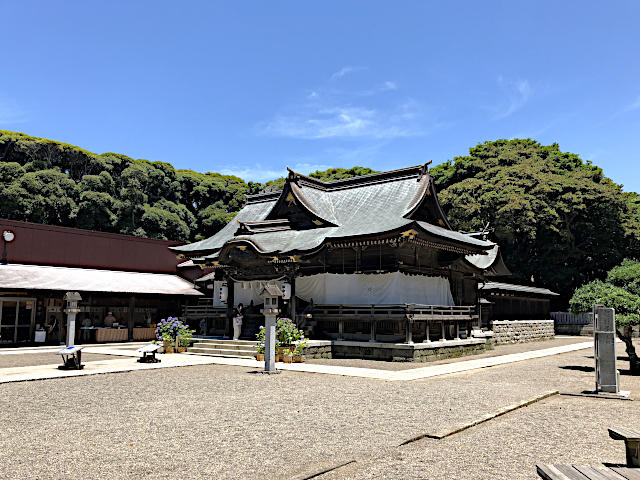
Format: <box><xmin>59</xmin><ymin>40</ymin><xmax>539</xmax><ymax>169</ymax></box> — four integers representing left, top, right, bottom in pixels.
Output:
<box><xmin>262</xmin><ymin>103</ymin><xmax>424</xmax><ymax>139</ymax></box>
<box><xmin>219</xmin><ymin>162</ymin><xmax>333</xmax><ymax>183</ymax></box>
<box><xmin>260</xmin><ymin>68</ymin><xmax>444</xmax><ymax>140</ymax></box>
<box><xmin>492</xmin><ymin>77</ymin><xmax>532</xmax><ymax>120</ymax></box>
<box><xmin>330</xmin><ymin>66</ymin><xmax>367</xmax><ymax>81</ymax></box>
<box><xmin>358</xmin><ymin>80</ymin><xmax>398</xmax><ymax>96</ymax></box>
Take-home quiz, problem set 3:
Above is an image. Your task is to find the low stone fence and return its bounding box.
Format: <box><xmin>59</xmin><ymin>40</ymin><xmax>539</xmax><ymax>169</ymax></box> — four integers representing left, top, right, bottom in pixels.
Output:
<box><xmin>491</xmin><ymin>320</ymin><xmax>554</xmax><ymax>345</ymax></box>
<box><xmin>303</xmin><ymin>338</ymin><xmax>493</xmax><ymax>362</ymax></box>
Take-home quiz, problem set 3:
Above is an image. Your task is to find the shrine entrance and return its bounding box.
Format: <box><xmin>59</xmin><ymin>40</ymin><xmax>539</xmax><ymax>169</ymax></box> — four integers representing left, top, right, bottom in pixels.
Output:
<box><xmin>0</xmin><ymin>297</ymin><xmax>36</xmax><ymax>344</ymax></box>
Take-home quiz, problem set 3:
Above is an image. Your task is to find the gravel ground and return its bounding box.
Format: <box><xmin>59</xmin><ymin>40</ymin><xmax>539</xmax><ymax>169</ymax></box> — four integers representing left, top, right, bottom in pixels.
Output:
<box><xmin>0</xmin><ymin>340</ymin><xmax>637</xmax><ymax>479</ymax></box>
<box><xmin>306</xmin><ymin>336</ymin><xmax>588</xmax><ymax>371</ymax></box>
<box><xmin>322</xmin><ymin>394</ymin><xmax>639</xmax><ymax>480</ymax></box>
<box><xmin>323</xmin><ymin>340</ymin><xmax>640</xmax><ymax>480</ymax></box>
<box><xmin>0</xmin><ymin>352</ymin><xmax>125</xmax><ymax>368</ymax></box>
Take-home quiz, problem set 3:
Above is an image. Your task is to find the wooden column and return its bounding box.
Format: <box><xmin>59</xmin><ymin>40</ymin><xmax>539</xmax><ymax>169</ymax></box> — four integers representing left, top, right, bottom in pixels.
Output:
<box><xmin>128</xmin><ymin>296</ymin><xmax>135</xmax><ymax>341</ymax></box>
<box><xmin>425</xmin><ymin>322</ymin><xmax>431</xmax><ymax>343</ymax></box>
<box><xmin>338</xmin><ymin>320</ymin><xmax>344</xmax><ymax>341</ymax></box>
<box><xmin>289</xmin><ymin>276</ymin><xmax>297</xmax><ymax>325</ymax></box>
<box><xmin>369</xmin><ymin>320</ymin><xmax>377</xmax><ymax>342</ymax></box>
<box><xmin>440</xmin><ymin>321</ymin><xmax>446</xmax><ymax>341</ymax></box>
<box><xmin>455</xmin><ymin>322</ymin><xmax>460</xmax><ymax>340</ymax></box>
<box><xmin>369</xmin><ymin>305</ymin><xmax>376</xmax><ymax>342</ymax></box>
<box><xmin>405</xmin><ymin>319</ymin><xmax>413</xmax><ymax>344</ymax></box>
<box><xmin>225</xmin><ymin>278</ymin><xmax>234</xmax><ymax>339</ymax></box>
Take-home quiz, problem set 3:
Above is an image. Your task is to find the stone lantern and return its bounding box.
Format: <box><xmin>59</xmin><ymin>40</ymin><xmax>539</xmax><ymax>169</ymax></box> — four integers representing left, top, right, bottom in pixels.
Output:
<box><xmin>259</xmin><ymin>284</ymin><xmax>283</xmax><ymax>373</ymax></box>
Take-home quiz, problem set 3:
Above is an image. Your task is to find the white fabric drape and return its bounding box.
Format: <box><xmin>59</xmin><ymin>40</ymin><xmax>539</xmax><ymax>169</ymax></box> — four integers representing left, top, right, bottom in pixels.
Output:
<box><xmin>294</xmin><ymin>272</ymin><xmax>453</xmax><ymax>306</ymax></box>
<box><xmin>233</xmin><ymin>280</ymin><xmax>285</xmax><ymax>306</ymax></box>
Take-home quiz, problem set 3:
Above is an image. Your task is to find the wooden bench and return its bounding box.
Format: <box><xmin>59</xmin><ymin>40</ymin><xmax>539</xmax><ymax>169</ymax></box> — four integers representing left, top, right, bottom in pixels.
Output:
<box><xmin>537</xmin><ymin>427</ymin><xmax>640</xmax><ymax>479</ymax></box>
<box><xmin>609</xmin><ymin>428</ymin><xmax>640</xmax><ymax>468</ymax></box>
<box><xmin>537</xmin><ymin>464</ymin><xmax>640</xmax><ymax>479</ymax></box>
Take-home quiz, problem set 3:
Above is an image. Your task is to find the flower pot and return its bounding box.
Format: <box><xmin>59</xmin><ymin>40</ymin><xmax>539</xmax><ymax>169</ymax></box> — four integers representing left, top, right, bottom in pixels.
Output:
<box><xmin>282</xmin><ymin>354</ymin><xmax>293</xmax><ymax>364</ymax></box>
<box><xmin>256</xmin><ymin>353</ymin><xmax>265</xmax><ymax>361</ymax></box>
<box><xmin>293</xmin><ymin>355</ymin><xmax>303</xmax><ymax>363</ymax></box>
<box><xmin>163</xmin><ymin>343</ymin><xmax>174</xmax><ymax>354</ymax></box>
<box><xmin>177</xmin><ymin>346</ymin><xmax>187</xmax><ymax>353</ymax></box>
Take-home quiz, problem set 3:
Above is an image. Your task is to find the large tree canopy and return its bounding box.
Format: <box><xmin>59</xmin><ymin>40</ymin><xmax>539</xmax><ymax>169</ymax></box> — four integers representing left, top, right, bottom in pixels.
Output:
<box><xmin>430</xmin><ymin>139</ymin><xmax>639</xmax><ymax>300</ymax></box>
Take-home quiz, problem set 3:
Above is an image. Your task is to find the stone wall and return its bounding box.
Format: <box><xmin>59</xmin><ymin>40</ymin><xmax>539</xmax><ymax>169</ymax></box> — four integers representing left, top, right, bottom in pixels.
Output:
<box><xmin>492</xmin><ymin>320</ymin><xmax>554</xmax><ymax>345</ymax></box>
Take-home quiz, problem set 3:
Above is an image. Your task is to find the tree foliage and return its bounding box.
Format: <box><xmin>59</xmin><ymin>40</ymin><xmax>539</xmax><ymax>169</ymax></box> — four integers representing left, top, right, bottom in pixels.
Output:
<box><xmin>430</xmin><ymin>139</ymin><xmax>639</xmax><ymax>300</ymax></box>
<box><xmin>570</xmin><ymin>260</ymin><xmax>640</xmax><ymax>373</ymax></box>
<box><xmin>0</xmin><ymin>130</ymin><xmax>373</xmax><ymax>242</ymax></box>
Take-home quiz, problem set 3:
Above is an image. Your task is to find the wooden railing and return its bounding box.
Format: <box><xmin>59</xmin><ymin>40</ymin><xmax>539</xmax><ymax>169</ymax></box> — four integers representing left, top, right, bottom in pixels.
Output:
<box><xmin>304</xmin><ymin>304</ymin><xmax>477</xmax><ymax>322</ymax></box>
<box><xmin>182</xmin><ymin>305</ymin><xmax>227</xmax><ymax>318</ymax></box>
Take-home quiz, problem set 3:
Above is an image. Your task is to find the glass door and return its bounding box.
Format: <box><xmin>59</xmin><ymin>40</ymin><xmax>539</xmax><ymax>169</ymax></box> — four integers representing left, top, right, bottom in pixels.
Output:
<box><xmin>0</xmin><ymin>300</ymin><xmax>17</xmax><ymax>344</ymax></box>
<box><xmin>0</xmin><ymin>298</ymin><xmax>36</xmax><ymax>344</ymax></box>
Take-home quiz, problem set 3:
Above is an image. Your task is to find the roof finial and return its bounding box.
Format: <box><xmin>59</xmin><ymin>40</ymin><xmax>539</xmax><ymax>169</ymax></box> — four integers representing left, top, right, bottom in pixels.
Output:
<box><xmin>419</xmin><ymin>161</ymin><xmax>433</xmax><ymax>178</ymax></box>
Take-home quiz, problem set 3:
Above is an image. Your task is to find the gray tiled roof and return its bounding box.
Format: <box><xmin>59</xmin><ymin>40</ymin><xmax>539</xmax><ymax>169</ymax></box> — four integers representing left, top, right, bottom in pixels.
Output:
<box><xmin>172</xmin><ymin>165</ymin><xmax>493</xmax><ymax>256</ymax></box>
<box><xmin>480</xmin><ymin>281</ymin><xmax>559</xmax><ymax>296</ymax></box>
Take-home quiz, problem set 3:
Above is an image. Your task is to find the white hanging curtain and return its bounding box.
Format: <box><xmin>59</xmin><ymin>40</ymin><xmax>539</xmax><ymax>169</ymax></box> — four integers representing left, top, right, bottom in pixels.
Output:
<box><xmin>294</xmin><ymin>272</ymin><xmax>454</xmax><ymax>306</ymax></box>
<box><xmin>233</xmin><ymin>280</ymin><xmax>284</xmax><ymax>306</ymax></box>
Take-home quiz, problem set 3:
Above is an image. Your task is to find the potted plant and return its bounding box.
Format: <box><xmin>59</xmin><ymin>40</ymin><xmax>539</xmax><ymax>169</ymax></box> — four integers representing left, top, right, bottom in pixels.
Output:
<box><xmin>293</xmin><ymin>337</ymin><xmax>308</xmax><ymax>363</ymax></box>
<box><xmin>155</xmin><ymin>316</ymin><xmax>192</xmax><ymax>353</ymax></box>
<box><xmin>255</xmin><ymin>327</ymin><xmax>266</xmax><ymax>361</ymax></box>
<box><xmin>177</xmin><ymin>324</ymin><xmax>194</xmax><ymax>353</ymax></box>
<box><xmin>276</xmin><ymin>317</ymin><xmax>302</xmax><ymax>358</ymax></box>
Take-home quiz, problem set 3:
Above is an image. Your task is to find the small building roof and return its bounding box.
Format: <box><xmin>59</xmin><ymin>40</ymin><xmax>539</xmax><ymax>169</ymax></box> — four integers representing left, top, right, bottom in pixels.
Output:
<box><xmin>480</xmin><ymin>281</ymin><xmax>558</xmax><ymax>296</ymax></box>
<box><xmin>465</xmin><ymin>243</ymin><xmax>512</xmax><ymax>276</ymax></box>
<box><xmin>260</xmin><ymin>284</ymin><xmax>283</xmax><ymax>296</ymax></box>
<box><xmin>0</xmin><ymin>264</ymin><xmax>202</xmax><ymax>296</ymax></box>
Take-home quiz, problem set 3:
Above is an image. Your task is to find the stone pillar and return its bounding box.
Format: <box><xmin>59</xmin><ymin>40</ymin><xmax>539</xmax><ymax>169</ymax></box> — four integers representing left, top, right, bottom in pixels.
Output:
<box><xmin>425</xmin><ymin>322</ymin><xmax>431</xmax><ymax>343</ymax></box>
<box><xmin>63</xmin><ymin>292</ymin><xmax>82</xmax><ymax>346</ymax></box>
<box><xmin>455</xmin><ymin>322</ymin><xmax>460</xmax><ymax>341</ymax></box>
<box><xmin>264</xmin><ymin>315</ymin><xmax>276</xmax><ymax>372</ymax></box>
<box><xmin>441</xmin><ymin>321</ymin><xmax>446</xmax><ymax>341</ymax></box>
<box><xmin>594</xmin><ymin>305</ymin><xmax>618</xmax><ymax>394</ymax></box>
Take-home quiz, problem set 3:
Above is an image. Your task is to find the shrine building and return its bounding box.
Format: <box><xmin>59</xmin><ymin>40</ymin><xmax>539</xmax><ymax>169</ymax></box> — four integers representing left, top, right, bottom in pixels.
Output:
<box><xmin>173</xmin><ymin>164</ymin><xmax>512</xmax><ymax>354</ymax></box>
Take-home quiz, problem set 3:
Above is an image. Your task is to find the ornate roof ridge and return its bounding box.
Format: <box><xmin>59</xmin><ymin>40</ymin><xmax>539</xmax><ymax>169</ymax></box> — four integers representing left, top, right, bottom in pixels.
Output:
<box><xmin>286</xmin><ymin>163</ymin><xmax>431</xmax><ymax>192</ymax></box>
<box><xmin>245</xmin><ymin>190</ymin><xmax>281</xmax><ymax>204</ymax></box>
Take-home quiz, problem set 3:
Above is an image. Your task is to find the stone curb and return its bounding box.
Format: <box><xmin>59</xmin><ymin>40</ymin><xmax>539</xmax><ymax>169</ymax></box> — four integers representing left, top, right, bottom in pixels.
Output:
<box><xmin>398</xmin><ymin>390</ymin><xmax>559</xmax><ymax>445</ymax></box>
<box><xmin>288</xmin><ymin>459</ymin><xmax>356</xmax><ymax>480</ymax></box>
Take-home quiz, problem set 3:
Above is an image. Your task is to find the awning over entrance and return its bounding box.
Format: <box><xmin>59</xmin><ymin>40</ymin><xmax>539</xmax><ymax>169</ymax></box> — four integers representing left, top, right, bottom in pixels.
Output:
<box><xmin>0</xmin><ymin>264</ymin><xmax>202</xmax><ymax>296</ymax></box>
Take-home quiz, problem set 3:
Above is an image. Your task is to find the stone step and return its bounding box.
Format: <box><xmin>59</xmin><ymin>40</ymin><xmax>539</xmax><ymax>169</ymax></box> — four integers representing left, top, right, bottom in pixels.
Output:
<box><xmin>196</xmin><ymin>339</ymin><xmax>258</xmax><ymax>346</ymax></box>
<box><xmin>188</xmin><ymin>347</ymin><xmax>256</xmax><ymax>358</ymax></box>
<box><xmin>192</xmin><ymin>342</ymin><xmax>257</xmax><ymax>351</ymax></box>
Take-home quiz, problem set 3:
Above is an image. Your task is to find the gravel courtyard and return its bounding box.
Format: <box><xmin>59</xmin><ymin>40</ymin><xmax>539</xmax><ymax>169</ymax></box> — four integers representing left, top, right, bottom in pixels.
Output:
<box><xmin>0</xmin><ymin>340</ymin><xmax>638</xmax><ymax>479</ymax></box>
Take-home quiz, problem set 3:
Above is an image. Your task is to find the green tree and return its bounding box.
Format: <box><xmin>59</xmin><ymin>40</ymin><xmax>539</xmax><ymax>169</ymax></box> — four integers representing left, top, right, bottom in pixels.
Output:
<box><xmin>570</xmin><ymin>260</ymin><xmax>640</xmax><ymax>374</ymax></box>
<box><xmin>431</xmin><ymin>139</ymin><xmax>634</xmax><ymax>300</ymax></box>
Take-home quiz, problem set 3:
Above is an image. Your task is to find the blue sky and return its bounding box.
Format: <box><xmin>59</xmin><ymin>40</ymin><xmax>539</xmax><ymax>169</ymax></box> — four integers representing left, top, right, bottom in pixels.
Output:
<box><xmin>1</xmin><ymin>1</ymin><xmax>639</xmax><ymax>190</ymax></box>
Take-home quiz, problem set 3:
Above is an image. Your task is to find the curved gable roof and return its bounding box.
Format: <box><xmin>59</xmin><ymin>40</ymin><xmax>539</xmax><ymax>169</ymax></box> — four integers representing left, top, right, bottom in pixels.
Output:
<box><xmin>173</xmin><ymin>164</ymin><xmax>493</xmax><ymax>257</ymax></box>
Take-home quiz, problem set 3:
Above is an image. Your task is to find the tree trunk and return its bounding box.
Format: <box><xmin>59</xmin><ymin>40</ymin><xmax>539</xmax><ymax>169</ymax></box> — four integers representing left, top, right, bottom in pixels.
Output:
<box><xmin>616</xmin><ymin>327</ymin><xmax>639</xmax><ymax>375</ymax></box>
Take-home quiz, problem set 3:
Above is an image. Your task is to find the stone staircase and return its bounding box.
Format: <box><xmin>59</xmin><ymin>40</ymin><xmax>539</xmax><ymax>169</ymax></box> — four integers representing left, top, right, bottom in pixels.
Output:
<box><xmin>189</xmin><ymin>339</ymin><xmax>258</xmax><ymax>359</ymax></box>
